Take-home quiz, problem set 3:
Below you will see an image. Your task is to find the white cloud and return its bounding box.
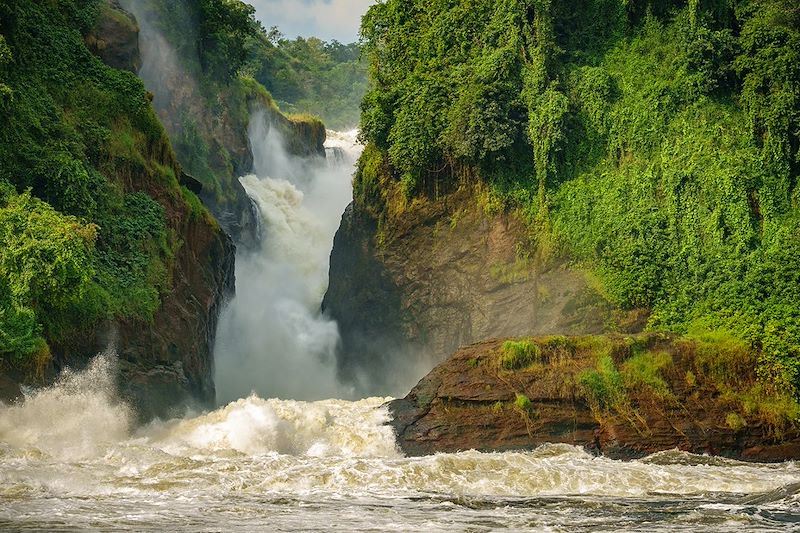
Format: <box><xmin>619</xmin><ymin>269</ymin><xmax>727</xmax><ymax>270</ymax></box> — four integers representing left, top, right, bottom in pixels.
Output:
<box><xmin>249</xmin><ymin>0</ymin><xmax>377</xmax><ymax>43</ymax></box>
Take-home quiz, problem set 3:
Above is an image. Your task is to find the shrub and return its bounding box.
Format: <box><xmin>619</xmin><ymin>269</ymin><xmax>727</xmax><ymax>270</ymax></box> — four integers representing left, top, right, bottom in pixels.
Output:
<box><xmin>515</xmin><ymin>393</ymin><xmax>532</xmax><ymax>411</ymax></box>
<box><xmin>0</xmin><ymin>190</ymin><xmax>98</xmax><ymax>361</ymax></box>
<box><xmin>579</xmin><ymin>354</ymin><xmax>626</xmax><ymax>411</ymax></box>
<box><xmin>500</xmin><ymin>339</ymin><xmax>542</xmax><ymax>370</ymax></box>
<box><xmin>725</xmin><ymin>412</ymin><xmax>746</xmax><ymax>431</ymax></box>
<box><xmin>621</xmin><ymin>351</ymin><xmax>674</xmax><ymax>398</ymax></box>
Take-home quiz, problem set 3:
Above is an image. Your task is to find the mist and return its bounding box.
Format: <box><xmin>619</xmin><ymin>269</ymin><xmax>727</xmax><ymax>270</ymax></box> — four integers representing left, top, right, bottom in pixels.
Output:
<box><xmin>214</xmin><ymin>109</ymin><xmax>359</xmax><ymax>404</ymax></box>
<box><xmin>117</xmin><ymin>0</ymin><xmax>189</xmax><ymax>115</ymax></box>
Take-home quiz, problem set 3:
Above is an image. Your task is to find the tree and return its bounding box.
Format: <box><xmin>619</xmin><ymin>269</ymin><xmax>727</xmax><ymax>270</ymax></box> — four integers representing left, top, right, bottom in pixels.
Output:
<box><xmin>198</xmin><ymin>0</ymin><xmax>259</xmax><ymax>81</ymax></box>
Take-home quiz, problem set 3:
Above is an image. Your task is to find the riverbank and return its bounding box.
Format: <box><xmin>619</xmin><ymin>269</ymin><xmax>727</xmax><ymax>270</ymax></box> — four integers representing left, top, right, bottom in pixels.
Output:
<box><xmin>389</xmin><ymin>334</ymin><xmax>800</xmax><ymax>462</ymax></box>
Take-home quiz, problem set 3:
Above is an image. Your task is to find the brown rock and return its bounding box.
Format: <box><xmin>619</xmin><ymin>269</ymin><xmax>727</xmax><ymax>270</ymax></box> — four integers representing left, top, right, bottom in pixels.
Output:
<box><xmin>325</xmin><ymin>185</ymin><xmax>645</xmax><ymax>394</ymax></box>
<box><xmin>0</xmin><ymin>373</ymin><xmax>22</xmax><ymax>405</ymax></box>
<box><xmin>389</xmin><ymin>335</ymin><xmax>800</xmax><ymax>462</ymax></box>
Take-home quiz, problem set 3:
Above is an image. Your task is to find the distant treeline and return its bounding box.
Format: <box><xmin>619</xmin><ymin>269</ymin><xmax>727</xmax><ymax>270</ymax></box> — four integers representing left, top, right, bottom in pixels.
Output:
<box><xmin>151</xmin><ymin>0</ymin><xmax>367</xmax><ymax>129</ymax></box>
<box><xmin>245</xmin><ymin>31</ymin><xmax>367</xmax><ymax>130</ymax></box>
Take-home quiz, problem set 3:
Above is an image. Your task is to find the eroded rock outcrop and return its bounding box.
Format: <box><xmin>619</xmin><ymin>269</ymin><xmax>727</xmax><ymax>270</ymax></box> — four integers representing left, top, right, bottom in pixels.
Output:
<box><xmin>324</xmin><ymin>185</ymin><xmax>643</xmax><ymax>393</ymax></box>
<box><xmin>84</xmin><ymin>0</ymin><xmax>140</xmax><ymax>73</ymax></box>
<box><xmin>113</xmin><ymin>206</ymin><xmax>235</xmax><ymax>419</ymax></box>
<box><xmin>389</xmin><ymin>335</ymin><xmax>800</xmax><ymax>462</ymax></box>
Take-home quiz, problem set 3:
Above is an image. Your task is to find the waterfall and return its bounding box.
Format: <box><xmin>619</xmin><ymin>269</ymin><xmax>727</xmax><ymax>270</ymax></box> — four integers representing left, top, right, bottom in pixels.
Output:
<box><xmin>213</xmin><ymin>109</ymin><xmax>362</xmax><ymax>404</ymax></box>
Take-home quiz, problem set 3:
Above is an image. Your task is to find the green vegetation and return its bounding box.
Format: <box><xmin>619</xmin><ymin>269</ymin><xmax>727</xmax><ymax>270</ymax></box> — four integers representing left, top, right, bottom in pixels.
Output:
<box><xmin>579</xmin><ymin>354</ymin><xmax>626</xmax><ymax>412</ymax></box>
<box><xmin>128</xmin><ymin>0</ymin><xmax>265</xmax><ymax>198</ymax></box>
<box><xmin>198</xmin><ymin>0</ymin><xmax>258</xmax><ymax>81</ymax></box>
<box><xmin>500</xmin><ymin>339</ymin><xmax>542</xmax><ymax>369</ymax></box>
<box><xmin>245</xmin><ymin>32</ymin><xmax>367</xmax><ymax>129</ymax></box>
<box><xmin>514</xmin><ymin>392</ymin><xmax>533</xmax><ymax>411</ymax></box>
<box><xmin>0</xmin><ymin>0</ymin><xmax>191</xmax><ymax>367</ymax></box>
<box><xmin>131</xmin><ymin>0</ymin><xmax>329</xmax><ymax>208</ymax></box>
<box><xmin>358</xmin><ymin>0</ymin><xmax>800</xmax><ymax>397</ymax></box>
<box><xmin>726</xmin><ymin>412</ymin><xmax>747</xmax><ymax>431</ymax></box>
<box><xmin>687</xmin><ymin>332</ymin><xmax>800</xmax><ymax>435</ymax></box>
<box><xmin>621</xmin><ymin>351</ymin><xmax>673</xmax><ymax>398</ymax></box>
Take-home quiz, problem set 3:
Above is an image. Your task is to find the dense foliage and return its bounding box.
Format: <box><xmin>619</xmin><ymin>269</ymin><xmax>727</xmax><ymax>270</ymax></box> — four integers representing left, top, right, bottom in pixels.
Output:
<box><xmin>358</xmin><ymin>0</ymin><xmax>800</xmax><ymax>394</ymax></box>
<box><xmin>198</xmin><ymin>0</ymin><xmax>257</xmax><ymax>81</ymax></box>
<box><xmin>245</xmin><ymin>32</ymin><xmax>368</xmax><ymax>129</ymax></box>
<box><xmin>0</xmin><ymin>0</ymin><xmax>182</xmax><ymax>365</ymax></box>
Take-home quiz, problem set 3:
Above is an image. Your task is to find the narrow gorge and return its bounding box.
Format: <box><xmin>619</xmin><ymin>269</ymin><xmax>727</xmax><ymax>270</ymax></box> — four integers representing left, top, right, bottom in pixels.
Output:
<box><xmin>2</xmin><ymin>0</ymin><xmax>800</xmax><ymax>531</ymax></box>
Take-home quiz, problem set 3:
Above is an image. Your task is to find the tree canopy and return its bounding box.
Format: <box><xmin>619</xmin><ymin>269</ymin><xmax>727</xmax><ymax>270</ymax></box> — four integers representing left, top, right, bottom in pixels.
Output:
<box><xmin>357</xmin><ymin>0</ymin><xmax>800</xmax><ymax>394</ymax></box>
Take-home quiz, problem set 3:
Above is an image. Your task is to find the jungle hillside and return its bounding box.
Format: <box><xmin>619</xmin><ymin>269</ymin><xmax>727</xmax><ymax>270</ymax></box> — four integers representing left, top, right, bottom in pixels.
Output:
<box><xmin>355</xmin><ymin>0</ymin><xmax>800</xmax><ymax>399</ymax></box>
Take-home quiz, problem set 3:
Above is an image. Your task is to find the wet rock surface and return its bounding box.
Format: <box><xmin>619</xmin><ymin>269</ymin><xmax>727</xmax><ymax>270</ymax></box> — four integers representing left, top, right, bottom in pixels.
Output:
<box><xmin>389</xmin><ymin>336</ymin><xmax>800</xmax><ymax>462</ymax></box>
<box><xmin>325</xmin><ymin>187</ymin><xmax>642</xmax><ymax>391</ymax></box>
<box><xmin>113</xmin><ymin>215</ymin><xmax>235</xmax><ymax>419</ymax></box>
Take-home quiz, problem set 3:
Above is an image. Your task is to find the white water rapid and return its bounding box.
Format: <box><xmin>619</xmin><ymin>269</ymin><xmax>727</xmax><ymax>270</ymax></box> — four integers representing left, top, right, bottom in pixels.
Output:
<box><xmin>2</xmin><ymin>357</ymin><xmax>800</xmax><ymax>531</ymax></box>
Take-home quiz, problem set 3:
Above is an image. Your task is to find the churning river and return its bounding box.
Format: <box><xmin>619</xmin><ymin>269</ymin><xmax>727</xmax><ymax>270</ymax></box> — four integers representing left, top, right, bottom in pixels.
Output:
<box><xmin>2</xmin><ymin>127</ymin><xmax>800</xmax><ymax>532</ymax></box>
<box><xmin>1</xmin><ymin>355</ymin><xmax>800</xmax><ymax>532</ymax></box>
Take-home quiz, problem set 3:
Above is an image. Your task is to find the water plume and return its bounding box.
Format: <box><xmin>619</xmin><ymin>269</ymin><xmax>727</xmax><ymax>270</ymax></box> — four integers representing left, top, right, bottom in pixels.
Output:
<box><xmin>0</xmin><ymin>351</ymin><xmax>131</xmax><ymax>461</ymax></box>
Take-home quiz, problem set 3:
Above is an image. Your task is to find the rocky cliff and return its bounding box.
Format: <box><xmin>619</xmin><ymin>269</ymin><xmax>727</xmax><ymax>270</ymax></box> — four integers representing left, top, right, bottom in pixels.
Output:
<box><xmin>0</xmin><ymin>0</ymin><xmax>234</xmax><ymax>419</ymax></box>
<box><xmin>324</xmin><ymin>181</ymin><xmax>644</xmax><ymax>393</ymax></box>
<box><xmin>389</xmin><ymin>335</ymin><xmax>800</xmax><ymax>462</ymax></box>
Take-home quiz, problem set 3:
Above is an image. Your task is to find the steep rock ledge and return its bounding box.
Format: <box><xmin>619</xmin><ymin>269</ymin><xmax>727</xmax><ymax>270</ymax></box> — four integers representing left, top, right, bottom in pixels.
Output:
<box><xmin>324</xmin><ymin>186</ymin><xmax>642</xmax><ymax>392</ymax></box>
<box><xmin>389</xmin><ymin>336</ymin><xmax>800</xmax><ymax>462</ymax></box>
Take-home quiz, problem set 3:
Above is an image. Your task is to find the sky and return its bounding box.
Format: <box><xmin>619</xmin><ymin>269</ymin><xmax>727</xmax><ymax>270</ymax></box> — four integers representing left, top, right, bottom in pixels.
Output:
<box><xmin>248</xmin><ymin>0</ymin><xmax>377</xmax><ymax>44</ymax></box>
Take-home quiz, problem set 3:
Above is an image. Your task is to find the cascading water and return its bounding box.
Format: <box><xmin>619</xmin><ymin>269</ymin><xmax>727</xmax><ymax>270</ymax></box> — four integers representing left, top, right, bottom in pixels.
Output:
<box><xmin>3</xmin><ymin>113</ymin><xmax>800</xmax><ymax>532</ymax></box>
<box><xmin>213</xmin><ymin>110</ymin><xmax>361</xmax><ymax>404</ymax></box>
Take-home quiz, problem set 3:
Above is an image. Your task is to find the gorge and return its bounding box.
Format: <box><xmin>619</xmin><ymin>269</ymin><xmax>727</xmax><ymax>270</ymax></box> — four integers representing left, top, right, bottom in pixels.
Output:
<box><xmin>2</xmin><ymin>0</ymin><xmax>800</xmax><ymax>530</ymax></box>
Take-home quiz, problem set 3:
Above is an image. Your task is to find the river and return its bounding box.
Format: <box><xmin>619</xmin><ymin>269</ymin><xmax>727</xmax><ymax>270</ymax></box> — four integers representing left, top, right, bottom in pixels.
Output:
<box><xmin>1</xmin><ymin>355</ymin><xmax>799</xmax><ymax>531</ymax></box>
<box><xmin>2</xmin><ymin>126</ymin><xmax>800</xmax><ymax>532</ymax></box>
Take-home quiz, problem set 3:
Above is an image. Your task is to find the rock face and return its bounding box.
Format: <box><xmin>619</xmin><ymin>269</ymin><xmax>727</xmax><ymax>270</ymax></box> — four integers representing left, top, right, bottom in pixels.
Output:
<box><xmin>389</xmin><ymin>335</ymin><xmax>800</xmax><ymax>462</ymax></box>
<box><xmin>113</xmin><ymin>213</ymin><xmax>235</xmax><ymax>419</ymax></box>
<box><xmin>324</xmin><ymin>186</ymin><xmax>642</xmax><ymax>392</ymax></box>
<box><xmin>83</xmin><ymin>3</ymin><xmax>235</xmax><ymax>419</ymax></box>
<box><xmin>43</xmin><ymin>223</ymin><xmax>233</xmax><ymax>420</ymax></box>
<box><xmin>84</xmin><ymin>0</ymin><xmax>141</xmax><ymax>73</ymax></box>
<box><xmin>42</xmin><ymin>154</ymin><xmax>236</xmax><ymax>420</ymax></box>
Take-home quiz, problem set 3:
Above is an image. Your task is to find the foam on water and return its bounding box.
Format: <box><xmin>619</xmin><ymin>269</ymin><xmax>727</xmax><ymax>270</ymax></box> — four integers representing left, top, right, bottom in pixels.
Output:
<box><xmin>2</xmin><ymin>358</ymin><xmax>800</xmax><ymax>531</ymax></box>
<box><xmin>138</xmin><ymin>395</ymin><xmax>398</xmax><ymax>458</ymax></box>
<box><xmin>2</xmin><ymin>357</ymin><xmax>799</xmax><ymax>497</ymax></box>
